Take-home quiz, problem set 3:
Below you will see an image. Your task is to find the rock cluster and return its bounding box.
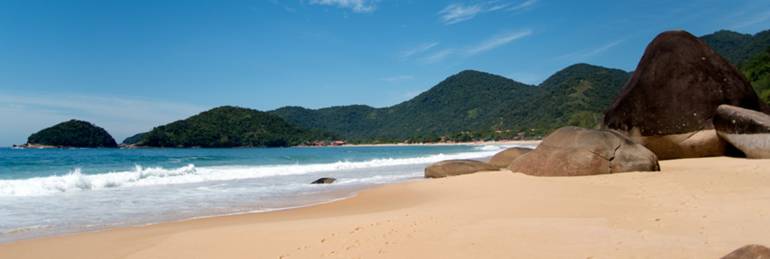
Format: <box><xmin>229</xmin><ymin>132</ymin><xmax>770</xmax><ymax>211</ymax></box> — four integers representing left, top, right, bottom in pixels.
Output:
<box><xmin>425</xmin><ymin>30</ymin><xmax>770</xmax><ymax>179</ymax></box>
<box><xmin>604</xmin><ymin>30</ymin><xmax>769</xmax><ymax>159</ymax></box>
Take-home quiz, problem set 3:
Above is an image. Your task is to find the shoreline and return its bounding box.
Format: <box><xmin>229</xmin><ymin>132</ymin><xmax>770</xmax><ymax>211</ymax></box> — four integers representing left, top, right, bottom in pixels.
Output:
<box><xmin>337</xmin><ymin>140</ymin><xmax>540</xmax><ymax>147</ymax></box>
<box><xmin>3</xmin><ymin>140</ymin><xmax>540</xmax><ymax>149</ymax></box>
<box><xmin>2</xmin><ymin>156</ymin><xmax>769</xmax><ymax>258</ymax></box>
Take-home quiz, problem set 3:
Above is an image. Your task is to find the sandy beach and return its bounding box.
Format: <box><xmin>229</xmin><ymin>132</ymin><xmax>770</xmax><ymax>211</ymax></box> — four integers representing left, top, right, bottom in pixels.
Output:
<box><xmin>2</xmin><ymin>156</ymin><xmax>769</xmax><ymax>258</ymax></box>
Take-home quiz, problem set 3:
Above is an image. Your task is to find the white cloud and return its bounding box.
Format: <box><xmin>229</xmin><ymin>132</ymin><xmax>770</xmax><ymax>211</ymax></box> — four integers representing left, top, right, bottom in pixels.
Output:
<box><xmin>309</xmin><ymin>0</ymin><xmax>377</xmax><ymax>13</ymax></box>
<box><xmin>0</xmin><ymin>93</ymin><xmax>206</xmax><ymax>146</ymax></box>
<box><xmin>508</xmin><ymin>0</ymin><xmax>538</xmax><ymax>11</ymax></box>
<box><xmin>420</xmin><ymin>49</ymin><xmax>456</xmax><ymax>64</ymax></box>
<box><xmin>466</xmin><ymin>29</ymin><xmax>532</xmax><ymax>55</ymax></box>
<box><xmin>399</xmin><ymin>42</ymin><xmax>439</xmax><ymax>59</ymax></box>
<box><xmin>438</xmin><ymin>0</ymin><xmax>538</xmax><ymax>25</ymax></box>
<box><xmin>412</xmin><ymin>28</ymin><xmax>532</xmax><ymax>64</ymax></box>
<box><xmin>556</xmin><ymin>39</ymin><xmax>624</xmax><ymax>61</ymax></box>
<box><xmin>730</xmin><ymin>9</ymin><xmax>770</xmax><ymax>29</ymax></box>
<box><xmin>439</xmin><ymin>3</ymin><xmax>484</xmax><ymax>25</ymax></box>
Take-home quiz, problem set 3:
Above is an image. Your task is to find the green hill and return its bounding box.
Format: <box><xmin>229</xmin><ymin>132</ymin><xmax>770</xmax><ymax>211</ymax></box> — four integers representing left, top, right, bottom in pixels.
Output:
<box><xmin>741</xmin><ymin>47</ymin><xmax>770</xmax><ymax>103</ymax></box>
<box><xmin>272</xmin><ymin>64</ymin><xmax>630</xmax><ymax>142</ymax></box>
<box><xmin>27</xmin><ymin>120</ymin><xmax>118</xmax><ymax>148</ymax></box>
<box><xmin>121</xmin><ymin>133</ymin><xmax>146</xmax><ymax>145</ymax></box>
<box><xmin>136</xmin><ymin>106</ymin><xmax>333</xmax><ymax>147</ymax></box>
<box><xmin>701</xmin><ymin>29</ymin><xmax>770</xmax><ymax>104</ymax></box>
<box><xmin>701</xmin><ymin>29</ymin><xmax>770</xmax><ymax>66</ymax></box>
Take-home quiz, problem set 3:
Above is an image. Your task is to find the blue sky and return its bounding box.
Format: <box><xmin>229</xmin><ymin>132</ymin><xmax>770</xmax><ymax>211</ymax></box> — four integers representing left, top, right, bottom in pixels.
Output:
<box><xmin>1</xmin><ymin>0</ymin><xmax>770</xmax><ymax>145</ymax></box>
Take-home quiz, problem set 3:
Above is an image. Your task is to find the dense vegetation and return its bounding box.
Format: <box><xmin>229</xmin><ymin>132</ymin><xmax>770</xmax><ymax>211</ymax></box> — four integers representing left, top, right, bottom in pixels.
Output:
<box><xmin>122</xmin><ymin>133</ymin><xmax>146</xmax><ymax>145</ymax></box>
<box><xmin>701</xmin><ymin>29</ymin><xmax>770</xmax><ymax>104</ymax></box>
<box><xmin>135</xmin><ymin>106</ymin><xmax>334</xmax><ymax>147</ymax></box>
<box><xmin>272</xmin><ymin>64</ymin><xmax>631</xmax><ymax>143</ymax></box>
<box><xmin>701</xmin><ymin>29</ymin><xmax>770</xmax><ymax>66</ymax></box>
<box><xmin>741</xmin><ymin>47</ymin><xmax>770</xmax><ymax>103</ymax></box>
<box><xmin>27</xmin><ymin>120</ymin><xmax>118</xmax><ymax>148</ymax></box>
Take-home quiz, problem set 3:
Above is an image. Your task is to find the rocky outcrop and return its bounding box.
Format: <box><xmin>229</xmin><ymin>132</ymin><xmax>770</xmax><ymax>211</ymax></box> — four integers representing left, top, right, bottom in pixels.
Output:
<box><xmin>488</xmin><ymin>147</ymin><xmax>533</xmax><ymax>168</ymax></box>
<box><xmin>714</xmin><ymin>105</ymin><xmax>770</xmax><ymax>158</ymax></box>
<box><xmin>604</xmin><ymin>30</ymin><xmax>769</xmax><ymax>159</ymax></box>
<box><xmin>508</xmin><ymin>127</ymin><xmax>660</xmax><ymax>176</ymax></box>
<box><xmin>424</xmin><ymin>160</ymin><xmax>498</xmax><ymax>178</ymax></box>
<box><xmin>26</xmin><ymin>120</ymin><xmax>118</xmax><ymax>148</ymax></box>
<box><xmin>721</xmin><ymin>244</ymin><xmax>770</xmax><ymax>259</ymax></box>
<box><xmin>311</xmin><ymin>177</ymin><xmax>337</xmax><ymax>184</ymax></box>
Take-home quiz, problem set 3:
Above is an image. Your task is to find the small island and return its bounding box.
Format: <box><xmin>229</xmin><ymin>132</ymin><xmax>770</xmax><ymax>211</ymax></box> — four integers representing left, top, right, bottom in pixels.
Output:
<box><xmin>24</xmin><ymin>119</ymin><xmax>118</xmax><ymax>148</ymax></box>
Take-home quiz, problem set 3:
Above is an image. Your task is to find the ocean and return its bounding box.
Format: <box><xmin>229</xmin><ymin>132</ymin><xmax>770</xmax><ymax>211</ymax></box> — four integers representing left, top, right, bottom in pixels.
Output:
<box><xmin>0</xmin><ymin>144</ymin><xmax>534</xmax><ymax>242</ymax></box>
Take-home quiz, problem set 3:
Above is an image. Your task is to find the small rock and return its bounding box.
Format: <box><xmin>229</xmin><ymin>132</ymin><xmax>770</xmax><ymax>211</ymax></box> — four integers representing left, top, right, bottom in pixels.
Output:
<box><xmin>311</xmin><ymin>177</ymin><xmax>336</xmax><ymax>184</ymax></box>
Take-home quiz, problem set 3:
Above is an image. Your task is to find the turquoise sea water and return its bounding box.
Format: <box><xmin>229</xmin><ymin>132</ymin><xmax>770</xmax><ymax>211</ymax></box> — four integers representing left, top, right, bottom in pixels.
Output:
<box><xmin>0</xmin><ymin>144</ymin><xmax>534</xmax><ymax>242</ymax></box>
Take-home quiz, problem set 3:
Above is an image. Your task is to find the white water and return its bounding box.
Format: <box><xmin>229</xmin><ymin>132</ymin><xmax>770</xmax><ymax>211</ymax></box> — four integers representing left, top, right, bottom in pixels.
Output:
<box><xmin>0</xmin><ymin>148</ymin><xmax>505</xmax><ymax>197</ymax></box>
<box><xmin>0</xmin><ymin>144</ymin><xmax>534</xmax><ymax>243</ymax></box>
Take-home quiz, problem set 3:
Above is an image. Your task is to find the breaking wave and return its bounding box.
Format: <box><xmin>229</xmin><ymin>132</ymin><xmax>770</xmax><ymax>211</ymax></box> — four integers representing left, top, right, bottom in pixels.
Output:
<box><xmin>0</xmin><ymin>149</ymin><xmax>500</xmax><ymax>197</ymax></box>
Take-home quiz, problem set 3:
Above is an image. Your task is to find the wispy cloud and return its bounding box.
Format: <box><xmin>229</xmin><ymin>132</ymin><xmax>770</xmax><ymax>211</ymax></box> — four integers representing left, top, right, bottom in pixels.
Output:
<box><xmin>399</xmin><ymin>42</ymin><xmax>439</xmax><ymax>59</ymax></box>
<box><xmin>419</xmin><ymin>49</ymin><xmax>456</xmax><ymax>64</ymax></box>
<box><xmin>556</xmin><ymin>39</ymin><xmax>624</xmax><ymax>61</ymax></box>
<box><xmin>0</xmin><ymin>93</ymin><xmax>205</xmax><ymax>146</ymax></box>
<box><xmin>730</xmin><ymin>9</ymin><xmax>770</xmax><ymax>29</ymax></box>
<box><xmin>438</xmin><ymin>0</ymin><xmax>539</xmax><ymax>25</ymax></box>
<box><xmin>413</xmin><ymin>28</ymin><xmax>532</xmax><ymax>64</ymax></box>
<box><xmin>439</xmin><ymin>3</ymin><xmax>484</xmax><ymax>25</ymax></box>
<box><xmin>508</xmin><ymin>0</ymin><xmax>538</xmax><ymax>11</ymax></box>
<box><xmin>466</xmin><ymin>29</ymin><xmax>532</xmax><ymax>55</ymax></box>
<box><xmin>309</xmin><ymin>0</ymin><xmax>377</xmax><ymax>13</ymax></box>
<box><xmin>381</xmin><ymin>75</ymin><xmax>415</xmax><ymax>83</ymax></box>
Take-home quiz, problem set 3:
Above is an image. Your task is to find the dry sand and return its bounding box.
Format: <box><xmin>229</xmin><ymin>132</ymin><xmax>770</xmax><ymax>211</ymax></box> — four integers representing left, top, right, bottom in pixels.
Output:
<box><xmin>2</xmin><ymin>157</ymin><xmax>769</xmax><ymax>258</ymax></box>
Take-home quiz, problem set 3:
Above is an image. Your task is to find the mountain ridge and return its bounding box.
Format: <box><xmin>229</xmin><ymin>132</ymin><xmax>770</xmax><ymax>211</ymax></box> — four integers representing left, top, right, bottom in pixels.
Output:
<box><xmin>270</xmin><ymin>63</ymin><xmax>631</xmax><ymax>142</ymax></box>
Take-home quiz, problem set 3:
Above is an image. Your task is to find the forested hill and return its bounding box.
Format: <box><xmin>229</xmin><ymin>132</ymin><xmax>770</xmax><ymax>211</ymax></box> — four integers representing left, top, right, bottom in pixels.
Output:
<box><xmin>134</xmin><ymin>106</ymin><xmax>333</xmax><ymax>147</ymax></box>
<box><xmin>271</xmin><ymin>64</ymin><xmax>631</xmax><ymax>143</ymax></box>
<box><xmin>27</xmin><ymin>120</ymin><xmax>118</xmax><ymax>148</ymax></box>
<box><xmin>701</xmin><ymin>29</ymin><xmax>770</xmax><ymax>66</ymax></box>
<box><xmin>701</xmin><ymin>29</ymin><xmax>770</xmax><ymax>104</ymax></box>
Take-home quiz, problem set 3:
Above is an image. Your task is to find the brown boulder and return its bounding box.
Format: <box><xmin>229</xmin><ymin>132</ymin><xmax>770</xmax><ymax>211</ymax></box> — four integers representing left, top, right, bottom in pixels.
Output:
<box><xmin>604</xmin><ymin>30</ymin><xmax>769</xmax><ymax>159</ymax></box>
<box><xmin>509</xmin><ymin>127</ymin><xmax>659</xmax><ymax>176</ymax></box>
<box><xmin>714</xmin><ymin>104</ymin><xmax>770</xmax><ymax>158</ymax></box>
<box><xmin>722</xmin><ymin>244</ymin><xmax>770</xmax><ymax>259</ymax></box>
<box><xmin>424</xmin><ymin>160</ymin><xmax>498</xmax><ymax>178</ymax></box>
<box><xmin>488</xmin><ymin>147</ymin><xmax>533</xmax><ymax>168</ymax></box>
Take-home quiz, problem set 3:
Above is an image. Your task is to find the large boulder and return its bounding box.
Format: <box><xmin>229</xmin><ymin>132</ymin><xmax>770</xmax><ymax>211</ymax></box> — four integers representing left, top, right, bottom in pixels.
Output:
<box><xmin>604</xmin><ymin>30</ymin><xmax>769</xmax><ymax>159</ymax></box>
<box><xmin>488</xmin><ymin>147</ymin><xmax>533</xmax><ymax>168</ymax></box>
<box><xmin>721</xmin><ymin>244</ymin><xmax>770</xmax><ymax>259</ymax></box>
<box><xmin>714</xmin><ymin>105</ymin><xmax>770</xmax><ymax>158</ymax></box>
<box><xmin>424</xmin><ymin>160</ymin><xmax>498</xmax><ymax>178</ymax></box>
<box><xmin>508</xmin><ymin>127</ymin><xmax>659</xmax><ymax>176</ymax></box>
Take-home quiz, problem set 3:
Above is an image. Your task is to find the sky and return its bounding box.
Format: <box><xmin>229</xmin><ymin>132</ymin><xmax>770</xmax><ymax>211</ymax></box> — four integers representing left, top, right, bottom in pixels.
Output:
<box><xmin>1</xmin><ymin>0</ymin><xmax>770</xmax><ymax>146</ymax></box>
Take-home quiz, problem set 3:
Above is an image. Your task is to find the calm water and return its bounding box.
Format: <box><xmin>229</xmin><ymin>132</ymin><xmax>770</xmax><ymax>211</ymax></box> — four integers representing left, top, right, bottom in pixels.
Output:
<box><xmin>0</xmin><ymin>144</ymin><xmax>533</xmax><ymax>242</ymax></box>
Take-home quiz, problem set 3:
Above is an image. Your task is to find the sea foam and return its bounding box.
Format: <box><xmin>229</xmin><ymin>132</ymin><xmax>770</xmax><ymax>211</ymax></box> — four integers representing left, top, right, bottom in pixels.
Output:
<box><xmin>0</xmin><ymin>149</ymin><xmax>505</xmax><ymax>197</ymax></box>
